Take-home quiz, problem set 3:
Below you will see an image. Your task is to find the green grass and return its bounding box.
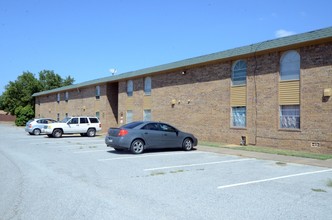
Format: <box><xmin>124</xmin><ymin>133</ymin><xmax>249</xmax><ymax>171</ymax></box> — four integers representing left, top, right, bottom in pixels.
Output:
<box><xmin>199</xmin><ymin>141</ymin><xmax>332</xmax><ymax>160</ymax></box>
<box><xmin>150</xmin><ymin>172</ymin><xmax>166</xmax><ymax>176</ymax></box>
<box><xmin>327</xmin><ymin>179</ymin><xmax>332</xmax><ymax>187</ymax></box>
<box><xmin>311</xmin><ymin>188</ymin><xmax>327</xmax><ymax>193</ymax></box>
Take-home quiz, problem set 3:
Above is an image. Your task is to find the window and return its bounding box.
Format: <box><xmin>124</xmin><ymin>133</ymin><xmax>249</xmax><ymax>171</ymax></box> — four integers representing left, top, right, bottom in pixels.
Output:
<box><xmin>80</xmin><ymin>117</ymin><xmax>89</xmax><ymax>124</ymax></box>
<box><xmin>57</xmin><ymin>93</ymin><xmax>60</xmax><ymax>103</ymax></box>
<box><xmin>96</xmin><ymin>112</ymin><xmax>100</xmax><ymax>118</ymax></box>
<box><xmin>126</xmin><ymin>110</ymin><xmax>133</xmax><ymax>123</ymax></box>
<box><xmin>127</xmin><ymin>80</ymin><xmax>133</xmax><ymax>96</ymax></box>
<box><xmin>69</xmin><ymin>118</ymin><xmax>79</xmax><ymax>124</ymax></box>
<box><xmin>280</xmin><ymin>51</ymin><xmax>300</xmax><ymax>81</ymax></box>
<box><xmin>96</xmin><ymin>86</ymin><xmax>101</xmax><ymax>99</ymax></box>
<box><xmin>232</xmin><ymin>60</ymin><xmax>247</xmax><ymax>86</ymax></box>
<box><xmin>89</xmin><ymin>117</ymin><xmax>99</xmax><ymax>123</ymax></box>
<box><xmin>143</xmin><ymin>109</ymin><xmax>151</xmax><ymax>121</ymax></box>
<box><xmin>65</xmin><ymin>113</ymin><xmax>68</xmax><ymax>118</ymax></box>
<box><xmin>160</xmin><ymin>123</ymin><xmax>177</xmax><ymax>132</ymax></box>
<box><xmin>57</xmin><ymin>113</ymin><xmax>60</xmax><ymax>121</ymax></box>
<box><xmin>65</xmin><ymin>91</ymin><xmax>69</xmax><ymax>102</ymax></box>
<box><xmin>280</xmin><ymin>105</ymin><xmax>300</xmax><ymax>129</ymax></box>
<box><xmin>144</xmin><ymin>77</ymin><xmax>151</xmax><ymax>95</ymax></box>
<box><xmin>231</xmin><ymin>107</ymin><xmax>246</xmax><ymax>127</ymax></box>
<box><xmin>142</xmin><ymin>123</ymin><xmax>159</xmax><ymax>131</ymax></box>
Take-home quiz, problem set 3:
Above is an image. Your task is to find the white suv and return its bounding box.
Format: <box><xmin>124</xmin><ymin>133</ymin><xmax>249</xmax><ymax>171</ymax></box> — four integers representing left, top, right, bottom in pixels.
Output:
<box><xmin>44</xmin><ymin>116</ymin><xmax>101</xmax><ymax>138</ymax></box>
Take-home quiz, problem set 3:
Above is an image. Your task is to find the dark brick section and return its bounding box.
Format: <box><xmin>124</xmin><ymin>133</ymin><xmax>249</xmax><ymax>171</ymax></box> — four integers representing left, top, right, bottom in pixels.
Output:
<box><xmin>0</xmin><ymin>113</ymin><xmax>16</xmax><ymax>122</ymax></box>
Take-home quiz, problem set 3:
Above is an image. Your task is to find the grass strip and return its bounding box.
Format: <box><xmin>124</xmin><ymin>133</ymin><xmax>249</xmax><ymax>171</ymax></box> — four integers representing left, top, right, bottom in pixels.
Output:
<box><xmin>199</xmin><ymin>141</ymin><xmax>332</xmax><ymax>160</ymax></box>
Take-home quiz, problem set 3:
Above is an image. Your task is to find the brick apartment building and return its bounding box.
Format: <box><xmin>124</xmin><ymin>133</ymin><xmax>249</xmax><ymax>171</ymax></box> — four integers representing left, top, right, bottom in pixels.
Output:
<box><xmin>33</xmin><ymin>27</ymin><xmax>332</xmax><ymax>153</ymax></box>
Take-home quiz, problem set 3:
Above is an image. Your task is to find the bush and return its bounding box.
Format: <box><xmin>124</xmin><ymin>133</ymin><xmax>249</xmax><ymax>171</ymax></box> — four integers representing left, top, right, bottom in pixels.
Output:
<box><xmin>15</xmin><ymin>105</ymin><xmax>34</xmax><ymax>126</ymax></box>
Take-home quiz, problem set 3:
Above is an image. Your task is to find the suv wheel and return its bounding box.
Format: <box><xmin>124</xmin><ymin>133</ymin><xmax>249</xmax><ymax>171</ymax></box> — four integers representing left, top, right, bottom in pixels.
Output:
<box><xmin>86</xmin><ymin>128</ymin><xmax>96</xmax><ymax>137</ymax></box>
<box><xmin>52</xmin><ymin>129</ymin><xmax>63</xmax><ymax>138</ymax></box>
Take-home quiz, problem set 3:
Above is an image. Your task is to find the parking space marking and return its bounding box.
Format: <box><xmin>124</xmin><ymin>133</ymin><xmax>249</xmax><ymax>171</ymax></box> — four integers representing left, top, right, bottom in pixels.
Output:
<box><xmin>98</xmin><ymin>151</ymin><xmax>201</xmax><ymax>161</ymax></box>
<box><xmin>73</xmin><ymin>149</ymin><xmax>110</xmax><ymax>153</ymax></box>
<box><xmin>144</xmin><ymin>158</ymin><xmax>253</xmax><ymax>171</ymax></box>
<box><xmin>218</xmin><ymin>168</ymin><xmax>332</xmax><ymax>189</ymax></box>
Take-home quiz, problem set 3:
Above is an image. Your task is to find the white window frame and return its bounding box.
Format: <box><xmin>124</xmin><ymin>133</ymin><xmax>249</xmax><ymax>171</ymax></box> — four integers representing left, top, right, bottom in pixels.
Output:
<box><xmin>280</xmin><ymin>105</ymin><xmax>300</xmax><ymax>129</ymax></box>
<box><xmin>144</xmin><ymin>77</ymin><xmax>152</xmax><ymax>95</ymax></box>
<box><xmin>231</xmin><ymin>106</ymin><xmax>246</xmax><ymax>128</ymax></box>
<box><xmin>57</xmin><ymin>93</ymin><xmax>60</xmax><ymax>103</ymax></box>
<box><xmin>127</xmin><ymin>80</ymin><xmax>133</xmax><ymax>96</ymax></box>
<box><xmin>232</xmin><ymin>60</ymin><xmax>247</xmax><ymax>86</ymax></box>
<box><xmin>280</xmin><ymin>50</ymin><xmax>300</xmax><ymax>81</ymax></box>
<box><xmin>96</xmin><ymin>86</ymin><xmax>101</xmax><ymax>99</ymax></box>
<box><xmin>126</xmin><ymin>110</ymin><xmax>133</xmax><ymax>123</ymax></box>
<box><xmin>65</xmin><ymin>91</ymin><xmax>69</xmax><ymax>102</ymax></box>
<box><xmin>143</xmin><ymin>109</ymin><xmax>151</xmax><ymax>121</ymax></box>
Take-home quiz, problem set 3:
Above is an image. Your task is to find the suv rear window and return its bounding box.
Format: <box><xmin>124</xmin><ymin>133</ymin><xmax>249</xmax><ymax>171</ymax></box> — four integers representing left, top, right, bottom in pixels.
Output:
<box><xmin>89</xmin><ymin>117</ymin><xmax>99</xmax><ymax>123</ymax></box>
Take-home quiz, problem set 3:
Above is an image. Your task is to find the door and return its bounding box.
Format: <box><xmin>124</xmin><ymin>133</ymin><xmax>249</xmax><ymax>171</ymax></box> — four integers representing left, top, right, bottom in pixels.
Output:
<box><xmin>158</xmin><ymin>123</ymin><xmax>179</xmax><ymax>147</ymax></box>
<box><xmin>78</xmin><ymin>117</ymin><xmax>90</xmax><ymax>133</ymax></box>
<box><xmin>65</xmin><ymin>117</ymin><xmax>80</xmax><ymax>133</ymax></box>
<box><xmin>141</xmin><ymin>123</ymin><xmax>163</xmax><ymax>148</ymax></box>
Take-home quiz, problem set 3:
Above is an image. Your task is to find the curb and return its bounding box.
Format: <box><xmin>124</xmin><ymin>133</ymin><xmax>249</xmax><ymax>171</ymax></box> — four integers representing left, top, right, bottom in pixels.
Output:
<box><xmin>197</xmin><ymin>145</ymin><xmax>332</xmax><ymax>168</ymax></box>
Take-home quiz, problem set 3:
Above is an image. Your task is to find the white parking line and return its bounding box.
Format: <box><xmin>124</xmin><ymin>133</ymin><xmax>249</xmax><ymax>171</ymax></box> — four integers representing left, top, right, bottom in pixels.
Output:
<box><xmin>218</xmin><ymin>169</ymin><xmax>332</xmax><ymax>189</ymax></box>
<box><xmin>98</xmin><ymin>151</ymin><xmax>201</xmax><ymax>161</ymax></box>
<box><xmin>144</xmin><ymin>158</ymin><xmax>253</xmax><ymax>171</ymax></box>
<box><xmin>74</xmin><ymin>149</ymin><xmax>110</xmax><ymax>153</ymax></box>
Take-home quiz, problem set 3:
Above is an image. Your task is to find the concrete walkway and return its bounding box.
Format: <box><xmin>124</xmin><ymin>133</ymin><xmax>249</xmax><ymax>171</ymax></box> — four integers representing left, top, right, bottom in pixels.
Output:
<box><xmin>198</xmin><ymin>145</ymin><xmax>332</xmax><ymax>168</ymax></box>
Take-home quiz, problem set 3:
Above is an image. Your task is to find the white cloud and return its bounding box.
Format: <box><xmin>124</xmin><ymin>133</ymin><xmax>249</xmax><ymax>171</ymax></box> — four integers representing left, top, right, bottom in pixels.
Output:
<box><xmin>275</xmin><ymin>29</ymin><xmax>296</xmax><ymax>38</ymax></box>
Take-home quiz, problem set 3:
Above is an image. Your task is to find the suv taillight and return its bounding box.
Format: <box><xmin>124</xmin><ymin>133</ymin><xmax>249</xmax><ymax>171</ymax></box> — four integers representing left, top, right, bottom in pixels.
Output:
<box><xmin>118</xmin><ymin>129</ymin><xmax>128</xmax><ymax>136</ymax></box>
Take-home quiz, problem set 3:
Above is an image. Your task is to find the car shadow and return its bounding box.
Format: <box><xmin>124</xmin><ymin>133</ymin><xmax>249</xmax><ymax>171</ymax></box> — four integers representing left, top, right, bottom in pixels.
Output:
<box><xmin>106</xmin><ymin>147</ymin><xmax>197</xmax><ymax>155</ymax></box>
<box><xmin>43</xmin><ymin>134</ymin><xmax>103</xmax><ymax>138</ymax></box>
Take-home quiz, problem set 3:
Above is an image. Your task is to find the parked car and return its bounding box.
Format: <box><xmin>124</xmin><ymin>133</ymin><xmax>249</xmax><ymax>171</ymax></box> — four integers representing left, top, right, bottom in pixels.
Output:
<box><xmin>105</xmin><ymin>121</ymin><xmax>198</xmax><ymax>154</ymax></box>
<box><xmin>44</xmin><ymin>116</ymin><xmax>101</xmax><ymax>138</ymax></box>
<box><xmin>25</xmin><ymin>118</ymin><xmax>57</xmax><ymax>135</ymax></box>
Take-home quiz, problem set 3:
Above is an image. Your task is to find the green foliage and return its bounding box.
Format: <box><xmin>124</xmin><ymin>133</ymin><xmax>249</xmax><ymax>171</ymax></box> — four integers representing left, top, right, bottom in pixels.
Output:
<box><xmin>1</xmin><ymin>71</ymin><xmax>39</xmax><ymax>115</ymax></box>
<box><xmin>38</xmin><ymin>70</ymin><xmax>74</xmax><ymax>90</ymax></box>
<box><xmin>15</xmin><ymin>105</ymin><xmax>34</xmax><ymax>126</ymax></box>
<box><xmin>0</xmin><ymin>70</ymin><xmax>75</xmax><ymax>126</ymax></box>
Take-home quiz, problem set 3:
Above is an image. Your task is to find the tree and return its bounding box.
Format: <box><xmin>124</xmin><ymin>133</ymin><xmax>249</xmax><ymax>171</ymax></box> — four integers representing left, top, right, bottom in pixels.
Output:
<box><xmin>38</xmin><ymin>70</ymin><xmax>74</xmax><ymax>90</ymax></box>
<box><xmin>1</xmin><ymin>72</ymin><xmax>39</xmax><ymax>115</ymax></box>
<box><xmin>0</xmin><ymin>70</ymin><xmax>74</xmax><ymax>126</ymax></box>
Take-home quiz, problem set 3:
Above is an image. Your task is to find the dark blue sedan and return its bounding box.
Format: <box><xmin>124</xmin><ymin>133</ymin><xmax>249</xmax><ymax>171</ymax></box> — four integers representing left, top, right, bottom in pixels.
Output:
<box><xmin>105</xmin><ymin>121</ymin><xmax>198</xmax><ymax>154</ymax></box>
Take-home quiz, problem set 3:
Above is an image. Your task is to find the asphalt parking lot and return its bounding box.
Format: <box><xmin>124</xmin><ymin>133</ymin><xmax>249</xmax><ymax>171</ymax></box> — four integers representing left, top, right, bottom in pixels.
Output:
<box><xmin>0</xmin><ymin>123</ymin><xmax>331</xmax><ymax>220</ymax></box>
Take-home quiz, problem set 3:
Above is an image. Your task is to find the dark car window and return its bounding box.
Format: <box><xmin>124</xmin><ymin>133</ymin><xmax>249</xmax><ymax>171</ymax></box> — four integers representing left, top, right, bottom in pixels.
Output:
<box><xmin>80</xmin><ymin>118</ymin><xmax>89</xmax><ymax>124</ymax></box>
<box><xmin>159</xmin><ymin>123</ymin><xmax>177</xmax><ymax>132</ymax></box>
<box><xmin>122</xmin><ymin>121</ymin><xmax>144</xmax><ymax>129</ymax></box>
<box><xmin>69</xmin><ymin>118</ymin><xmax>78</xmax><ymax>124</ymax></box>
<box><xmin>142</xmin><ymin>123</ymin><xmax>160</xmax><ymax>131</ymax></box>
<box><xmin>89</xmin><ymin>117</ymin><xmax>99</xmax><ymax>123</ymax></box>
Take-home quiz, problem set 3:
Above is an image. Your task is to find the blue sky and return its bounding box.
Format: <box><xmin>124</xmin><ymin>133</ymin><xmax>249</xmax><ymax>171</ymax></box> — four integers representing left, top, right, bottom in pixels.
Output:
<box><xmin>1</xmin><ymin>0</ymin><xmax>331</xmax><ymax>94</ymax></box>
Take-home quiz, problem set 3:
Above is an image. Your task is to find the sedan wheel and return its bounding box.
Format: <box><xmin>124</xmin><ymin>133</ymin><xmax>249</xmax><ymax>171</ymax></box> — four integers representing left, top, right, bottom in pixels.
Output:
<box><xmin>182</xmin><ymin>138</ymin><xmax>193</xmax><ymax>151</ymax></box>
<box><xmin>130</xmin><ymin>139</ymin><xmax>144</xmax><ymax>154</ymax></box>
<box><xmin>33</xmin><ymin>129</ymin><xmax>41</xmax><ymax>135</ymax></box>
